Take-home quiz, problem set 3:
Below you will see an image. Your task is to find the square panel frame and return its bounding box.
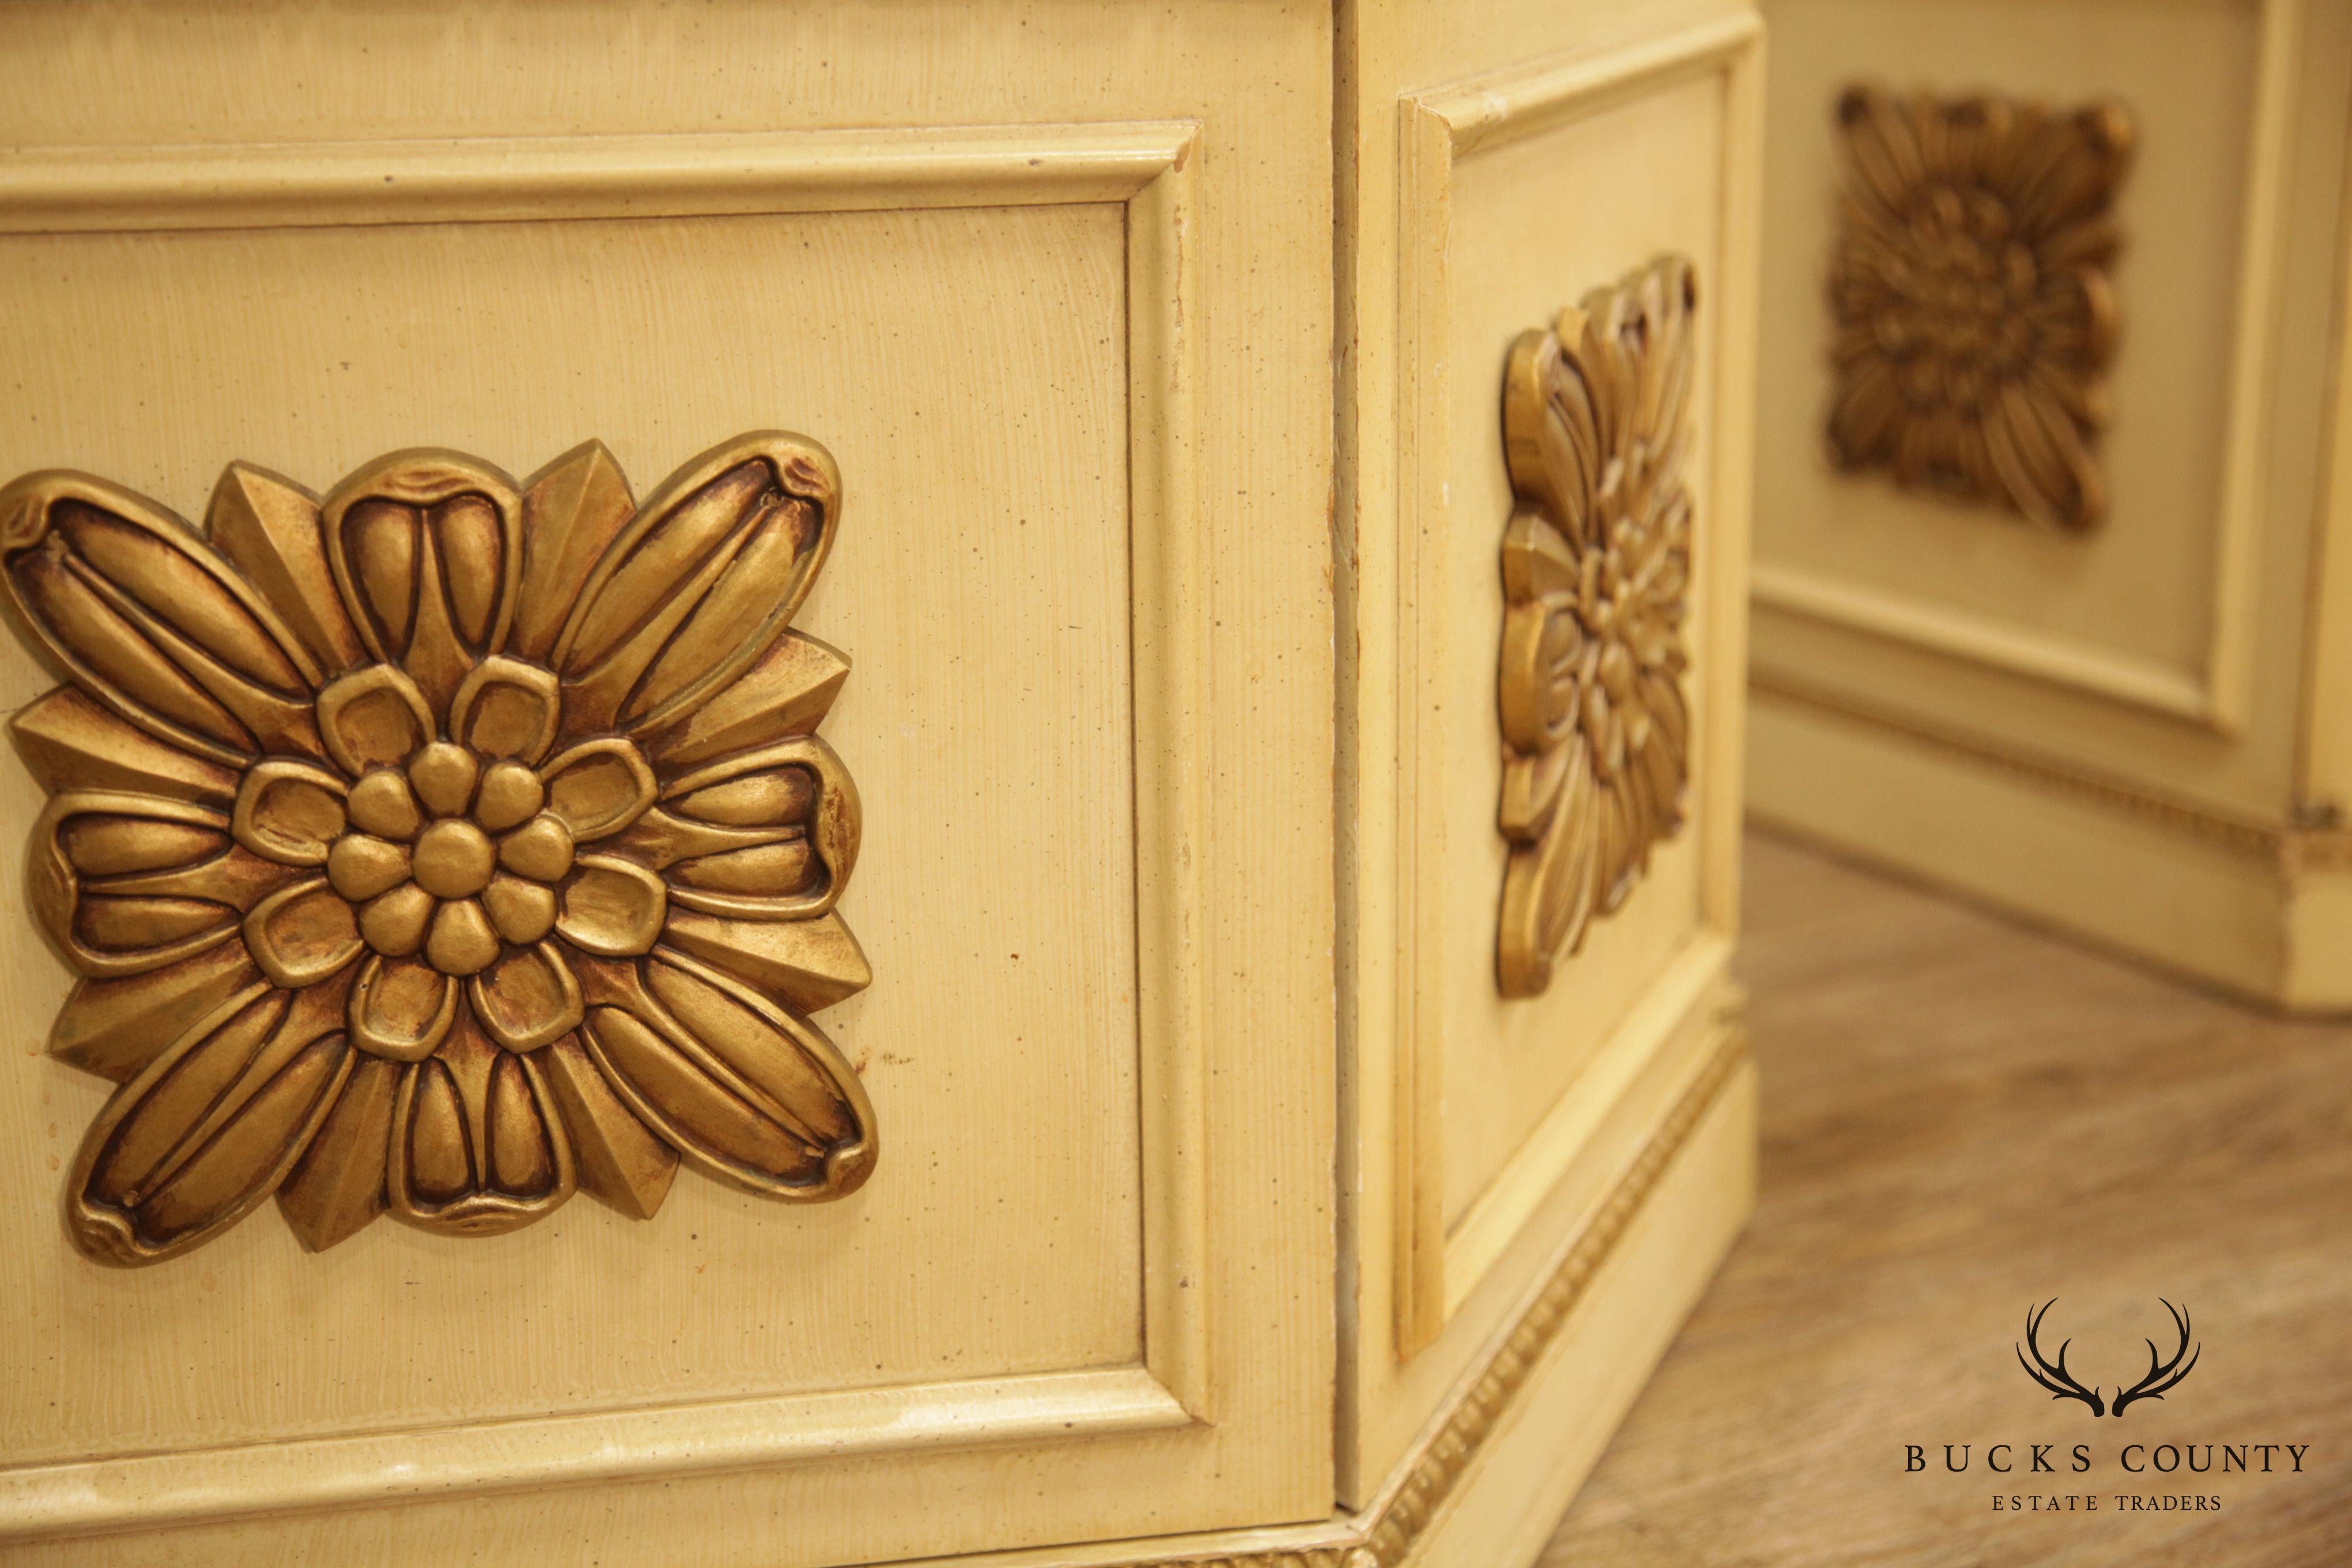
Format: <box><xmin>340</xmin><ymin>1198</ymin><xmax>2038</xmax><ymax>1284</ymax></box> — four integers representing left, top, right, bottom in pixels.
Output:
<box><xmin>0</xmin><ymin>118</ymin><xmax>1212</xmax><ymax>1544</ymax></box>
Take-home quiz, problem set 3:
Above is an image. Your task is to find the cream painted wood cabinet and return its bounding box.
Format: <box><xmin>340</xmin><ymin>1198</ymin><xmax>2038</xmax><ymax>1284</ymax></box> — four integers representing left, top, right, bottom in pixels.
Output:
<box><xmin>0</xmin><ymin>5</ymin><xmax>1757</xmax><ymax>1566</ymax></box>
<box><xmin>1748</xmin><ymin>0</ymin><xmax>2352</xmax><ymax>1008</ymax></box>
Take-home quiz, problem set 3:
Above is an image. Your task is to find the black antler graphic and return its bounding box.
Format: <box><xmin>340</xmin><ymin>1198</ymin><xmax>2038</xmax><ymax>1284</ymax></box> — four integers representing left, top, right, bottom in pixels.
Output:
<box><xmin>2110</xmin><ymin>1299</ymin><xmax>2199</xmax><ymax>1417</ymax></box>
<box><xmin>2016</xmin><ymin>1299</ymin><xmax>2106</xmax><ymax>1416</ymax></box>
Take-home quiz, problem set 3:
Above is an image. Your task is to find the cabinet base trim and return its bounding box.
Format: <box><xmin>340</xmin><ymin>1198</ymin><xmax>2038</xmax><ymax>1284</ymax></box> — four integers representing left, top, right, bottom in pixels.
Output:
<box><xmin>926</xmin><ymin>1023</ymin><xmax>1752</xmax><ymax>1568</ymax></box>
<box><xmin>1750</xmin><ymin>678</ymin><xmax>2352</xmax><ymax>1011</ymax></box>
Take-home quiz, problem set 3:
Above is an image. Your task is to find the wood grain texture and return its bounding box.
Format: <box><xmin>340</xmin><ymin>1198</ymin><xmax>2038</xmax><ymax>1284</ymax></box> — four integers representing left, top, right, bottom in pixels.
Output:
<box><xmin>1540</xmin><ymin>834</ymin><xmax>2352</xmax><ymax>1567</ymax></box>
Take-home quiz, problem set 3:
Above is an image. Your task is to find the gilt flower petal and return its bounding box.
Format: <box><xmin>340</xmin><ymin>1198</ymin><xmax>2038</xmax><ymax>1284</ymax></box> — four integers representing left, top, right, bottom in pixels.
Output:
<box><xmin>576</xmin><ymin>950</ymin><xmax>873</xmax><ymax>1199</ymax></box>
<box><xmin>206</xmin><ymin>461</ymin><xmax>366</xmax><ymax>677</ymax></box>
<box><xmin>539</xmin><ymin>738</ymin><xmax>658</xmax><ymax>841</ymax></box>
<box><xmin>326</xmin><ymin>834</ymin><xmax>412</xmax><ymax>903</ymax></box>
<box><xmin>469</xmin><ymin>941</ymin><xmax>586</xmax><ymax>1052</ymax></box>
<box><xmin>424</xmin><ymin>898</ymin><xmax>500</xmax><ymax>977</ymax></box>
<box><xmin>498</xmin><ymin>813</ymin><xmax>577</xmax><ymax>881</ymax></box>
<box><xmin>541</xmin><ymin>1032</ymin><xmax>679</xmax><ymax>1219</ymax></box>
<box><xmin>660</xmin><ymin>910</ymin><xmax>873</xmax><ymax>1015</ymax></box>
<box><xmin>243</xmin><ymin>876</ymin><xmax>364</xmax><ymax>988</ymax></box>
<box><xmin>48</xmin><ymin>944</ymin><xmax>263</xmax><ymax>1082</ymax></box>
<box><xmin>29</xmin><ymin>790</ymin><xmax>249</xmax><ymax>979</ymax></box>
<box><xmin>1501</xmin><ymin>331</ymin><xmax>1602</xmax><ymax>552</ymax></box>
<box><xmin>556</xmin><ymin>856</ymin><xmax>668</xmax><ymax>958</ymax></box>
<box><xmin>65</xmin><ymin>982</ymin><xmax>353</xmax><ymax>1266</ymax></box>
<box><xmin>358</xmin><ymin>882</ymin><xmax>434</xmax><ymax>958</ymax></box>
<box><xmin>483</xmin><ymin>874</ymin><xmax>557</xmax><ymax>944</ymax></box>
<box><xmin>10</xmin><ymin>687</ymin><xmax>240</xmax><ymax>806</ymax></box>
<box><xmin>346</xmin><ymin>954</ymin><xmax>459</xmax><ymax>1062</ymax></box>
<box><xmin>637</xmin><ymin>632</ymin><xmax>849</xmax><ymax>770</ymax></box>
<box><xmin>315</xmin><ymin>664</ymin><xmax>435</xmax><ymax>777</ymax></box>
<box><xmin>276</xmin><ymin>1053</ymin><xmax>399</xmax><ymax>1252</ymax></box>
<box><xmin>1498</xmin><ymin>741</ymin><xmax>1599</xmax><ymax>997</ymax></box>
<box><xmin>511</xmin><ymin>441</ymin><xmax>636</xmax><ymax>662</ymax></box>
<box><xmin>0</xmin><ymin>470</ymin><xmax>323</xmax><ymax>764</ymax></box>
<box><xmin>346</xmin><ymin>768</ymin><xmax>424</xmax><ymax>842</ymax></box>
<box><xmin>449</xmin><ymin>655</ymin><xmax>560</xmax><ymax>764</ymax></box>
<box><xmin>322</xmin><ymin>453</ymin><xmax>523</xmax><ymax>719</ymax></box>
<box><xmin>658</xmin><ymin>737</ymin><xmax>860</xmax><ymax>919</ymax></box>
<box><xmin>231</xmin><ymin>759</ymin><xmax>348</xmax><ymax>867</ymax></box>
<box><xmin>553</xmin><ymin>433</ymin><xmax>839</xmax><ymax>735</ymax></box>
<box><xmin>386</xmin><ymin>1018</ymin><xmax>575</xmax><ymax>1235</ymax></box>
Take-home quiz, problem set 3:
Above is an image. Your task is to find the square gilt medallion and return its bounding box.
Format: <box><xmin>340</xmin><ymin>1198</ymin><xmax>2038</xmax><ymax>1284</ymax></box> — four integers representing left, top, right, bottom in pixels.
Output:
<box><xmin>1825</xmin><ymin>85</ymin><xmax>2134</xmax><ymax>530</ymax></box>
<box><xmin>0</xmin><ymin>433</ymin><xmax>876</xmax><ymax>1266</ymax></box>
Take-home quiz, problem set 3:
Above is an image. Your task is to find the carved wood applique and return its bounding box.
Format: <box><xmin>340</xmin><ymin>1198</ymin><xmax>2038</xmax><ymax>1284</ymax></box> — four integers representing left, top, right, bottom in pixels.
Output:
<box><xmin>1497</xmin><ymin>256</ymin><xmax>1697</xmax><ymax>998</ymax></box>
<box><xmin>0</xmin><ymin>432</ymin><xmax>875</xmax><ymax>1265</ymax></box>
<box><xmin>1826</xmin><ymin>85</ymin><xmax>2135</xmax><ymax>530</ymax></box>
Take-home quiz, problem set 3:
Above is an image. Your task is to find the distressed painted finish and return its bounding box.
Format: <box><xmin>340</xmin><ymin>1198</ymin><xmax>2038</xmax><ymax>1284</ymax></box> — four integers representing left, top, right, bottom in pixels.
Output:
<box><xmin>0</xmin><ymin>0</ymin><xmax>1766</xmax><ymax>1565</ymax></box>
<box><xmin>1339</xmin><ymin>3</ymin><xmax>1762</xmax><ymax>1555</ymax></box>
<box><xmin>0</xmin><ymin>5</ymin><xmax>1337</xmax><ymax>1563</ymax></box>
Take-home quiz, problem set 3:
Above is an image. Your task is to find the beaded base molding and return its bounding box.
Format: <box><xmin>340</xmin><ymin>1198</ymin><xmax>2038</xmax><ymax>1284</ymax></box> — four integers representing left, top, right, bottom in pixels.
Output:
<box><xmin>1098</xmin><ymin>1027</ymin><xmax>1750</xmax><ymax>1568</ymax></box>
<box><xmin>1496</xmin><ymin>255</ymin><xmax>1698</xmax><ymax>997</ymax></box>
<box><xmin>0</xmin><ymin>432</ymin><xmax>875</xmax><ymax>1266</ymax></box>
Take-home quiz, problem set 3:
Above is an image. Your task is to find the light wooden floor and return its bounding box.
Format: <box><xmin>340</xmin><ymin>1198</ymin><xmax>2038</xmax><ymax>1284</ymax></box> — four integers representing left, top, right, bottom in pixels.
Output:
<box><xmin>1540</xmin><ymin>832</ymin><xmax>2352</xmax><ymax>1567</ymax></box>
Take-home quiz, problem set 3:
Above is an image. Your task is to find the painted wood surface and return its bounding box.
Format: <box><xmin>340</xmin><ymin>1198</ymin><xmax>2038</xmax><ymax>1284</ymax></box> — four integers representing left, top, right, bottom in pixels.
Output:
<box><xmin>1747</xmin><ymin>0</ymin><xmax>2352</xmax><ymax>1008</ymax></box>
<box><xmin>0</xmin><ymin>2</ymin><xmax>1761</xmax><ymax>1563</ymax></box>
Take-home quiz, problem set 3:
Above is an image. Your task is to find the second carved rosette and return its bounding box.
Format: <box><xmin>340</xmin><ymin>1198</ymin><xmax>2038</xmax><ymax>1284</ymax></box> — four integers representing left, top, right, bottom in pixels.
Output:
<box><xmin>1497</xmin><ymin>257</ymin><xmax>1699</xmax><ymax>998</ymax></box>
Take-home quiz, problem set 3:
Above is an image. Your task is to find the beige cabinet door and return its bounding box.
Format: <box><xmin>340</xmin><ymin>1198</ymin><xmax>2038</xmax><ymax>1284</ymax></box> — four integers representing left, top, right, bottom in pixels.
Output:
<box><xmin>1747</xmin><ymin>0</ymin><xmax>2352</xmax><ymax>1006</ymax></box>
<box><xmin>0</xmin><ymin>6</ymin><xmax>1335</xmax><ymax>1565</ymax></box>
<box><xmin>1333</xmin><ymin>3</ymin><xmax>1762</xmax><ymax>1561</ymax></box>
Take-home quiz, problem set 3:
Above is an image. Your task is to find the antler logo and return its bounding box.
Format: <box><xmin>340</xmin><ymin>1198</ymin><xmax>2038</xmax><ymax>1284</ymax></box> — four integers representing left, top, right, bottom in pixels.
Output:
<box><xmin>2113</xmin><ymin>1301</ymin><xmax>2202</xmax><ymax>1417</ymax></box>
<box><xmin>2016</xmin><ymin>1299</ymin><xmax>2200</xmax><ymax>1419</ymax></box>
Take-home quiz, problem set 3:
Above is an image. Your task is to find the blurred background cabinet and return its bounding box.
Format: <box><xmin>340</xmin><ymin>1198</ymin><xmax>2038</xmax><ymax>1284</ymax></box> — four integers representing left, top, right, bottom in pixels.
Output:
<box><xmin>0</xmin><ymin>3</ymin><xmax>1757</xmax><ymax>1566</ymax></box>
<box><xmin>1747</xmin><ymin>0</ymin><xmax>2352</xmax><ymax>1009</ymax></box>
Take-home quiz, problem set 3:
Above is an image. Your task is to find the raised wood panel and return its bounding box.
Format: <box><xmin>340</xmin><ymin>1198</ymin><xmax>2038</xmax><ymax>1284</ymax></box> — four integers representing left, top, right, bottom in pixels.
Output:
<box><xmin>1750</xmin><ymin>0</ymin><xmax>2352</xmax><ymax>817</ymax></box>
<box><xmin>0</xmin><ymin>0</ymin><xmax>1340</xmax><ymax>1554</ymax></box>
<box><xmin>1745</xmin><ymin>0</ymin><xmax>2352</xmax><ymax>1008</ymax></box>
<box><xmin>0</xmin><ymin>126</ymin><xmax>1220</xmax><ymax>1541</ymax></box>
<box><xmin>1389</xmin><ymin>12</ymin><xmax>1759</xmax><ymax>1357</ymax></box>
<box><xmin>1431</xmin><ymin>71</ymin><xmax>1718</xmax><ymax>1226</ymax></box>
<box><xmin>1751</xmin><ymin>0</ymin><xmax>2277</xmax><ymax>723</ymax></box>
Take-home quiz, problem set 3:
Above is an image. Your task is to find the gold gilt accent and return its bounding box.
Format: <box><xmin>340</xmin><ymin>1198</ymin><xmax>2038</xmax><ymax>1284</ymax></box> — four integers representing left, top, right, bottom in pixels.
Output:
<box><xmin>1497</xmin><ymin>255</ymin><xmax>1698</xmax><ymax>998</ymax></box>
<box><xmin>1826</xmin><ymin>84</ymin><xmax>2135</xmax><ymax>530</ymax></box>
<box><xmin>1100</xmin><ymin>1027</ymin><xmax>1751</xmax><ymax>1568</ymax></box>
<box><xmin>0</xmin><ymin>433</ymin><xmax>876</xmax><ymax>1266</ymax></box>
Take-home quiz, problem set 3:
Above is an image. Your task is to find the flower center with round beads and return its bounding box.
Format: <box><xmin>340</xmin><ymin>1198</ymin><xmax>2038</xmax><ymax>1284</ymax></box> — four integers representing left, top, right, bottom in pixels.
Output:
<box><xmin>412</xmin><ymin>819</ymin><xmax>496</xmax><ymax>898</ymax></box>
<box><xmin>320</xmin><ymin>736</ymin><xmax>585</xmax><ymax>979</ymax></box>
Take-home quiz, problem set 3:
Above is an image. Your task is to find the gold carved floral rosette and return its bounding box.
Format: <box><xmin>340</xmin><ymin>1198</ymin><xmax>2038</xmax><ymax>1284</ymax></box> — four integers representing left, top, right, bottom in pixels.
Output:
<box><xmin>1497</xmin><ymin>256</ymin><xmax>1697</xmax><ymax>999</ymax></box>
<box><xmin>1826</xmin><ymin>85</ymin><xmax>2135</xmax><ymax>530</ymax></box>
<box><xmin>0</xmin><ymin>432</ymin><xmax>876</xmax><ymax>1265</ymax></box>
